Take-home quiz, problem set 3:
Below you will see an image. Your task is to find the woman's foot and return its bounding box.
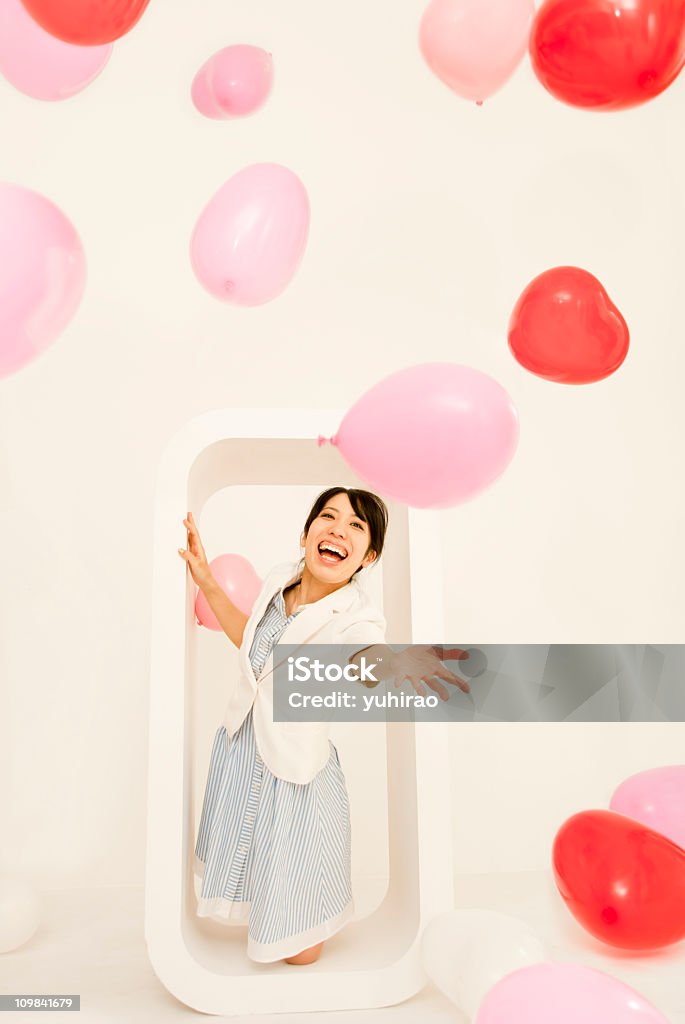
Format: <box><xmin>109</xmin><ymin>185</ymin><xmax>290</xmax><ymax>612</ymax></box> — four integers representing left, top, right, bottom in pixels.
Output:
<box><xmin>283</xmin><ymin>940</ymin><xmax>324</xmax><ymax>965</ymax></box>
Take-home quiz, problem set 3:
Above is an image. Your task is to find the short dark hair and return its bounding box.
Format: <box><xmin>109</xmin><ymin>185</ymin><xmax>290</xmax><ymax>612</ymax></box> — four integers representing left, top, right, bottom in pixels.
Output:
<box><xmin>303</xmin><ymin>487</ymin><xmax>389</xmax><ymax>576</ymax></box>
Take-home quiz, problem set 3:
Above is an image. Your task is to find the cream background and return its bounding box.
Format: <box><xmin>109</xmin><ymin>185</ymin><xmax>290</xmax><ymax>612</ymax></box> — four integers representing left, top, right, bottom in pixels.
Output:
<box><xmin>0</xmin><ymin>0</ymin><xmax>683</xmax><ymax>889</ymax></box>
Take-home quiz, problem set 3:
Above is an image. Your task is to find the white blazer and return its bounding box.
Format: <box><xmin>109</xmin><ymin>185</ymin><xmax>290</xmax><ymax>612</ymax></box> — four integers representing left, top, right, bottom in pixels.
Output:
<box><xmin>220</xmin><ymin>561</ymin><xmax>387</xmax><ymax>784</ymax></box>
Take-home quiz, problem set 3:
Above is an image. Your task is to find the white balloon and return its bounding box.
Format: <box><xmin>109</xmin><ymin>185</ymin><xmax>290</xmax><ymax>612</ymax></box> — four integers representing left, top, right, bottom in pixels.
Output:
<box><xmin>421</xmin><ymin>909</ymin><xmax>548</xmax><ymax>1019</ymax></box>
<box><xmin>0</xmin><ymin>876</ymin><xmax>42</xmax><ymax>952</ymax></box>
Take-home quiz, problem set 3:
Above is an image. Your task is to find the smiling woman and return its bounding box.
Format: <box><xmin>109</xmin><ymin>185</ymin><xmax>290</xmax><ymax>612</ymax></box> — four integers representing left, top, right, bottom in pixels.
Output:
<box><xmin>179</xmin><ymin>483</ymin><xmax>467</xmax><ymax>967</ymax></box>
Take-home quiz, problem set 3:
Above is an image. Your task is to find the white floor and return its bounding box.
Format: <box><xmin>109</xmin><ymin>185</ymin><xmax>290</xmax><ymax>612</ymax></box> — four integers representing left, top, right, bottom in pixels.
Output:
<box><xmin>1</xmin><ymin>871</ymin><xmax>683</xmax><ymax>1023</ymax></box>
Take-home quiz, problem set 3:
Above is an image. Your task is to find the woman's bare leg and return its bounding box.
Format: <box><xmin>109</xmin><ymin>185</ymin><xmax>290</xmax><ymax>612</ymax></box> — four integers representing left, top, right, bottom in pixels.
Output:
<box><xmin>283</xmin><ymin>940</ymin><xmax>324</xmax><ymax>965</ymax></box>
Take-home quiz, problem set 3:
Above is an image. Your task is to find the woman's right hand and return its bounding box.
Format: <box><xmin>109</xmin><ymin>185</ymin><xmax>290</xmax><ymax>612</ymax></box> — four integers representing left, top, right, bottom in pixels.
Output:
<box><xmin>178</xmin><ymin>511</ymin><xmax>212</xmax><ymax>589</ymax></box>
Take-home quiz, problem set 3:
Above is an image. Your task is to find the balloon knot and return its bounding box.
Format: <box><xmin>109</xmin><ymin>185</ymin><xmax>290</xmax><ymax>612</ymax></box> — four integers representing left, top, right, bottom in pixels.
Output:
<box><xmin>317</xmin><ymin>434</ymin><xmax>329</xmax><ymax>447</ymax></box>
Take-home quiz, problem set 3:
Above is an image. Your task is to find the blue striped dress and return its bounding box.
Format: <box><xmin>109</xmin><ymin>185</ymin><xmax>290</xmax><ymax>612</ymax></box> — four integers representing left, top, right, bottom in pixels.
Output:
<box><xmin>193</xmin><ymin>585</ymin><xmax>354</xmax><ymax>963</ymax></box>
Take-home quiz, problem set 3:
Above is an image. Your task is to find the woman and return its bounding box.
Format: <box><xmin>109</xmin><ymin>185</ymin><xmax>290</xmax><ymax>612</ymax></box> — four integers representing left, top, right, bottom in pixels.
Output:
<box><xmin>178</xmin><ymin>486</ymin><xmax>469</xmax><ymax>966</ymax></box>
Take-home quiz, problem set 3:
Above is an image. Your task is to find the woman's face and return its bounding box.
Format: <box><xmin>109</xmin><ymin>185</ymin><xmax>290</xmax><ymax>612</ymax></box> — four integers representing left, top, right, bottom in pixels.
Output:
<box><xmin>301</xmin><ymin>492</ymin><xmax>377</xmax><ymax>584</ymax></box>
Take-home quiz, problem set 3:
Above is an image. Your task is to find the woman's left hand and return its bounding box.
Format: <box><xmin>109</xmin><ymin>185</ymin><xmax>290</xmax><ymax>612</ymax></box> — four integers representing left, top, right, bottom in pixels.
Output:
<box><xmin>388</xmin><ymin>645</ymin><xmax>471</xmax><ymax>700</ymax></box>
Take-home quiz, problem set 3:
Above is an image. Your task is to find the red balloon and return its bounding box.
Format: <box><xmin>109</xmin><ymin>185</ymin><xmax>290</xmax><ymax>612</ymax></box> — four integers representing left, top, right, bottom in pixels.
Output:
<box><xmin>553</xmin><ymin>809</ymin><xmax>685</xmax><ymax>949</ymax></box>
<box><xmin>530</xmin><ymin>0</ymin><xmax>685</xmax><ymax>110</ymax></box>
<box><xmin>19</xmin><ymin>0</ymin><xmax>151</xmax><ymax>45</ymax></box>
<box><xmin>508</xmin><ymin>266</ymin><xmax>629</xmax><ymax>384</ymax></box>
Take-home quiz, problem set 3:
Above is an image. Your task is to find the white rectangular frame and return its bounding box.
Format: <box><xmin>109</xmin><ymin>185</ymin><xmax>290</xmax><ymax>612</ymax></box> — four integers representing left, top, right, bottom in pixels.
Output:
<box><xmin>145</xmin><ymin>408</ymin><xmax>453</xmax><ymax>1015</ymax></box>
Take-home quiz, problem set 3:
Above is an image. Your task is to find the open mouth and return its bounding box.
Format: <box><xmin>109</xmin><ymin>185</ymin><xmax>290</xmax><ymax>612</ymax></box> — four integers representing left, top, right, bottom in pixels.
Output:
<box><xmin>318</xmin><ymin>542</ymin><xmax>347</xmax><ymax>564</ymax></box>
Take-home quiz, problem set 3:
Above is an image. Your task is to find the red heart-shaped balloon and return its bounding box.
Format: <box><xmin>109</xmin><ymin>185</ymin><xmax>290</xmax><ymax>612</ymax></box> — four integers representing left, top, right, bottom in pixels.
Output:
<box><xmin>508</xmin><ymin>266</ymin><xmax>629</xmax><ymax>384</ymax></box>
<box><xmin>553</xmin><ymin>809</ymin><xmax>685</xmax><ymax>949</ymax></box>
<box><xmin>530</xmin><ymin>0</ymin><xmax>685</xmax><ymax>111</ymax></box>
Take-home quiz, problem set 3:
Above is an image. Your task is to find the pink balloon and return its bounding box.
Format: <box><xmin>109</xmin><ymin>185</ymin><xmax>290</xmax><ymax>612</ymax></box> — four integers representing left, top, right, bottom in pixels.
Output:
<box><xmin>0</xmin><ymin>0</ymin><xmax>111</xmax><ymax>101</ymax></box>
<box><xmin>323</xmin><ymin>363</ymin><xmax>519</xmax><ymax>509</ymax></box>
<box><xmin>0</xmin><ymin>183</ymin><xmax>86</xmax><ymax>379</ymax></box>
<box><xmin>475</xmin><ymin>963</ymin><xmax>670</xmax><ymax>1024</ymax></box>
<box><xmin>190</xmin><ymin>163</ymin><xmax>310</xmax><ymax>306</ymax></box>
<box><xmin>610</xmin><ymin>765</ymin><xmax>685</xmax><ymax>850</ymax></box>
<box><xmin>195</xmin><ymin>554</ymin><xmax>262</xmax><ymax>630</ymax></box>
<box><xmin>191</xmin><ymin>44</ymin><xmax>273</xmax><ymax>119</ymax></box>
<box><xmin>419</xmin><ymin>0</ymin><xmax>535</xmax><ymax>103</ymax></box>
